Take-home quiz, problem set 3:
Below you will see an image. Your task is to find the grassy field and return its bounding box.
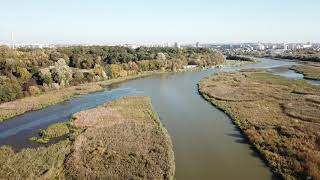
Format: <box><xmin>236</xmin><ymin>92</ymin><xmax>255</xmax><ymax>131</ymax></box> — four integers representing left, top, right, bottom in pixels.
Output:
<box><xmin>0</xmin><ymin>71</ymin><xmax>165</xmax><ymax>122</ymax></box>
<box><xmin>290</xmin><ymin>63</ymin><xmax>320</xmax><ymax>80</ymax></box>
<box><xmin>0</xmin><ymin>96</ymin><xmax>175</xmax><ymax>179</ymax></box>
<box><xmin>199</xmin><ymin>70</ymin><xmax>320</xmax><ymax>180</ymax></box>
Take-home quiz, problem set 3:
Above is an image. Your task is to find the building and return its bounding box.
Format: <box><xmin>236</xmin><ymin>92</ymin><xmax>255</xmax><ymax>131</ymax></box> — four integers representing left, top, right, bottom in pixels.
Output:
<box><xmin>258</xmin><ymin>43</ymin><xmax>265</xmax><ymax>50</ymax></box>
<box><xmin>174</xmin><ymin>42</ymin><xmax>181</xmax><ymax>49</ymax></box>
<box><xmin>196</xmin><ymin>42</ymin><xmax>200</xmax><ymax>48</ymax></box>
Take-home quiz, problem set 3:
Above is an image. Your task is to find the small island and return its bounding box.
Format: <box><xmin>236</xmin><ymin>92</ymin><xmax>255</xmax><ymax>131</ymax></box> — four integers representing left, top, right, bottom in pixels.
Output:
<box><xmin>0</xmin><ymin>96</ymin><xmax>175</xmax><ymax>179</ymax></box>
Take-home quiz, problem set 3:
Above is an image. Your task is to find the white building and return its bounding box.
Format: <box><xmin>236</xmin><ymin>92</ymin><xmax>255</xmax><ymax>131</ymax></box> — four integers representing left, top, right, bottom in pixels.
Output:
<box><xmin>258</xmin><ymin>43</ymin><xmax>265</xmax><ymax>50</ymax></box>
<box><xmin>196</xmin><ymin>42</ymin><xmax>200</xmax><ymax>48</ymax></box>
<box><xmin>174</xmin><ymin>42</ymin><xmax>181</xmax><ymax>49</ymax></box>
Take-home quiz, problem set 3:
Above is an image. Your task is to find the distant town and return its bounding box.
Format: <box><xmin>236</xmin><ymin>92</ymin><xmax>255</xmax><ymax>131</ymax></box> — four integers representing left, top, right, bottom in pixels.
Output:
<box><xmin>1</xmin><ymin>40</ymin><xmax>319</xmax><ymax>54</ymax></box>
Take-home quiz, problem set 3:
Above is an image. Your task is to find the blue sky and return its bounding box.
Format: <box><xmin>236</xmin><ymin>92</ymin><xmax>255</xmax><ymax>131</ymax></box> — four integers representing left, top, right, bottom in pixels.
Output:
<box><xmin>0</xmin><ymin>0</ymin><xmax>319</xmax><ymax>44</ymax></box>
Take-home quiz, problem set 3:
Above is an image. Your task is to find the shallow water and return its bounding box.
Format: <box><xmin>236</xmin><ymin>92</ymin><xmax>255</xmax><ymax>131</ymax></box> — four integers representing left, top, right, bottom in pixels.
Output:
<box><xmin>0</xmin><ymin>58</ymin><xmax>318</xmax><ymax>179</ymax></box>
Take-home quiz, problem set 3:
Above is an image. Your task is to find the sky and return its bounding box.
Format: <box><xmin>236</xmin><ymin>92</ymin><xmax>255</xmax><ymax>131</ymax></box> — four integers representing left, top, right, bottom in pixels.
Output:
<box><xmin>0</xmin><ymin>0</ymin><xmax>319</xmax><ymax>44</ymax></box>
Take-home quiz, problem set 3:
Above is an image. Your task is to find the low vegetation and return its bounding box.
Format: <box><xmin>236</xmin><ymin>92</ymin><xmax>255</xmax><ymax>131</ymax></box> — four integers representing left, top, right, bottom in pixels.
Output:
<box><xmin>0</xmin><ymin>140</ymin><xmax>71</xmax><ymax>179</ymax></box>
<box><xmin>290</xmin><ymin>63</ymin><xmax>320</xmax><ymax>80</ymax></box>
<box><xmin>30</xmin><ymin>122</ymin><xmax>71</xmax><ymax>143</ymax></box>
<box><xmin>223</xmin><ymin>60</ymin><xmax>256</xmax><ymax>66</ymax></box>
<box><xmin>0</xmin><ymin>96</ymin><xmax>175</xmax><ymax>179</ymax></box>
<box><xmin>199</xmin><ymin>70</ymin><xmax>320</xmax><ymax>180</ymax></box>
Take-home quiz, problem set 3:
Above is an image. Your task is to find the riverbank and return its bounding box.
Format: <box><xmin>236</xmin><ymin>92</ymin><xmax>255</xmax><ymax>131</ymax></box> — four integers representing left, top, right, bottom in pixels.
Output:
<box><xmin>199</xmin><ymin>70</ymin><xmax>320</xmax><ymax>179</ymax></box>
<box><xmin>290</xmin><ymin>63</ymin><xmax>320</xmax><ymax>81</ymax></box>
<box><xmin>0</xmin><ymin>96</ymin><xmax>175</xmax><ymax>179</ymax></box>
<box><xmin>0</xmin><ymin>71</ymin><xmax>165</xmax><ymax>122</ymax></box>
<box><xmin>223</xmin><ymin>59</ymin><xmax>257</xmax><ymax>66</ymax></box>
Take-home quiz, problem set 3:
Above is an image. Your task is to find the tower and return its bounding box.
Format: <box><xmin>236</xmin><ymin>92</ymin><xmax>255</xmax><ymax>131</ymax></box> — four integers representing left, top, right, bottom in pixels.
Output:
<box><xmin>11</xmin><ymin>32</ymin><xmax>15</xmax><ymax>49</ymax></box>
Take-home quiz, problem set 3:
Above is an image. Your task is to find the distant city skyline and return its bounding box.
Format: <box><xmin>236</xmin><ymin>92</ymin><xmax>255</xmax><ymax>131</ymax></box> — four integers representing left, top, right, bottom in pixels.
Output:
<box><xmin>1</xmin><ymin>0</ymin><xmax>319</xmax><ymax>44</ymax></box>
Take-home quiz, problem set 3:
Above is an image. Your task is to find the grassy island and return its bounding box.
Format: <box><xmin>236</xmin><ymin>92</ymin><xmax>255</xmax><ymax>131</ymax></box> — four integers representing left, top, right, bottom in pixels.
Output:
<box><xmin>0</xmin><ymin>96</ymin><xmax>175</xmax><ymax>179</ymax></box>
<box><xmin>290</xmin><ymin>63</ymin><xmax>320</xmax><ymax>81</ymax></box>
<box><xmin>199</xmin><ymin>70</ymin><xmax>320</xmax><ymax>179</ymax></box>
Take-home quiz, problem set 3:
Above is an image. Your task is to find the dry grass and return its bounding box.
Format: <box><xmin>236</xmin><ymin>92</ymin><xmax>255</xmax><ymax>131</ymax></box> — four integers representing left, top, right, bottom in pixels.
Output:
<box><xmin>199</xmin><ymin>70</ymin><xmax>320</xmax><ymax>180</ymax></box>
<box><xmin>66</xmin><ymin>96</ymin><xmax>174</xmax><ymax>179</ymax></box>
<box><xmin>290</xmin><ymin>63</ymin><xmax>320</xmax><ymax>80</ymax></box>
<box><xmin>0</xmin><ymin>140</ymin><xmax>71</xmax><ymax>179</ymax></box>
<box><xmin>0</xmin><ymin>96</ymin><xmax>175</xmax><ymax>179</ymax></box>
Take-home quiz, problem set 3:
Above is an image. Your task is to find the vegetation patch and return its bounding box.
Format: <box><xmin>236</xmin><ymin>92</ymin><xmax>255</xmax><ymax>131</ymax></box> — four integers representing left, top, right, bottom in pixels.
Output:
<box><xmin>226</xmin><ymin>55</ymin><xmax>256</xmax><ymax>62</ymax></box>
<box><xmin>199</xmin><ymin>70</ymin><xmax>320</xmax><ymax>180</ymax></box>
<box><xmin>30</xmin><ymin>122</ymin><xmax>71</xmax><ymax>144</ymax></box>
<box><xmin>67</xmin><ymin>96</ymin><xmax>175</xmax><ymax>179</ymax></box>
<box><xmin>0</xmin><ymin>141</ymin><xmax>71</xmax><ymax>179</ymax></box>
<box><xmin>290</xmin><ymin>63</ymin><xmax>320</xmax><ymax>80</ymax></box>
<box><xmin>0</xmin><ymin>96</ymin><xmax>175</xmax><ymax>179</ymax></box>
<box><xmin>223</xmin><ymin>60</ymin><xmax>256</xmax><ymax>66</ymax></box>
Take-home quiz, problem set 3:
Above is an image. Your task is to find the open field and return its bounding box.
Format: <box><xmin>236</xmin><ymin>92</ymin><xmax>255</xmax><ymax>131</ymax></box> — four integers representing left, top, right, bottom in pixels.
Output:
<box><xmin>0</xmin><ymin>96</ymin><xmax>175</xmax><ymax>179</ymax></box>
<box><xmin>0</xmin><ymin>71</ymin><xmax>164</xmax><ymax>122</ymax></box>
<box><xmin>199</xmin><ymin>70</ymin><xmax>320</xmax><ymax>179</ymax></box>
<box><xmin>290</xmin><ymin>63</ymin><xmax>320</xmax><ymax>80</ymax></box>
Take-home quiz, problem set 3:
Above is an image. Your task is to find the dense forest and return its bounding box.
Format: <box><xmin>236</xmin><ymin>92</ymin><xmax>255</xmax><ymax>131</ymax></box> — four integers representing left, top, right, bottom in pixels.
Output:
<box><xmin>0</xmin><ymin>45</ymin><xmax>225</xmax><ymax>103</ymax></box>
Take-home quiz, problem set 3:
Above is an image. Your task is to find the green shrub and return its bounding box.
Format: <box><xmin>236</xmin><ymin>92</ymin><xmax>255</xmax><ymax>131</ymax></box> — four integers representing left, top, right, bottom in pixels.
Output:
<box><xmin>28</xmin><ymin>86</ymin><xmax>41</xmax><ymax>96</ymax></box>
<box><xmin>72</xmin><ymin>70</ymin><xmax>85</xmax><ymax>82</ymax></box>
<box><xmin>106</xmin><ymin>64</ymin><xmax>124</xmax><ymax>79</ymax></box>
<box><xmin>0</xmin><ymin>78</ymin><xmax>23</xmax><ymax>102</ymax></box>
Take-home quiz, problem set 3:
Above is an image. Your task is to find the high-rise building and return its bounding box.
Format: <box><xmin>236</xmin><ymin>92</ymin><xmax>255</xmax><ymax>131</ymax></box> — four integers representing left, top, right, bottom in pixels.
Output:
<box><xmin>196</xmin><ymin>42</ymin><xmax>200</xmax><ymax>48</ymax></box>
<box><xmin>11</xmin><ymin>32</ymin><xmax>15</xmax><ymax>49</ymax></box>
<box><xmin>174</xmin><ymin>42</ymin><xmax>181</xmax><ymax>49</ymax></box>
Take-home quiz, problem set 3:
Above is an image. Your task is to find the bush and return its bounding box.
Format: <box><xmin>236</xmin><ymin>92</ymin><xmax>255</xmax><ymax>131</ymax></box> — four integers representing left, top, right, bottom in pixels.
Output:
<box><xmin>51</xmin><ymin>59</ymin><xmax>72</xmax><ymax>86</ymax></box>
<box><xmin>106</xmin><ymin>64</ymin><xmax>123</xmax><ymax>79</ymax></box>
<box><xmin>72</xmin><ymin>70</ymin><xmax>85</xmax><ymax>83</ymax></box>
<box><xmin>0</xmin><ymin>78</ymin><xmax>23</xmax><ymax>102</ymax></box>
<box><xmin>16</xmin><ymin>67</ymin><xmax>32</xmax><ymax>85</ymax></box>
<box><xmin>28</xmin><ymin>86</ymin><xmax>41</xmax><ymax>96</ymax></box>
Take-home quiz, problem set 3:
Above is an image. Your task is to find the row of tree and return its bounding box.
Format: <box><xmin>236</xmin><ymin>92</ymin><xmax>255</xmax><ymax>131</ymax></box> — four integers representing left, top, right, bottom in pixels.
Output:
<box><xmin>0</xmin><ymin>45</ymin><xmax>225</xmax><ymax>103</ymax></box>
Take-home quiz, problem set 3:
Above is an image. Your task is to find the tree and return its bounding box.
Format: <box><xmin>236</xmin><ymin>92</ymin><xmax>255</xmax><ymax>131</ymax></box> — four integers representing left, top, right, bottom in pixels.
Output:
<box><xmin>16</xmin><ymin>67</ymin><xmax>32</xmax><ymax>85</ymax></box>
<box><xmin>51</xmin><ymin>59</ymin><xmax>72</xmax><ymax>87</ymax></box>
<box><xmin>106</xmin><ymin>64</ymin><xmax>124</xmax><ymax>79</ymax></box>
<box><xmin>0</xmin><ymin>77</ymin><xmax>23</xmax><ymax>102</ymax></box>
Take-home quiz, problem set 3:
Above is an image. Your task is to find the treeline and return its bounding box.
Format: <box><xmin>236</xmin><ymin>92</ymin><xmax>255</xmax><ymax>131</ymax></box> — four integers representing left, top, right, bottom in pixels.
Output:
<box><xmin>226</xmin><ymin>55</ymin><xmax>256</xmax><ymax>62</ymax></box>
<box><xmin>0</xmin><ymin>45</ymin><xmax>225</xmax><ymax>103</ymax></box>
<box><xmin>232</xmin><ymin>49</ymin><xmax>320</xmax><ymax>62</ymax></box>
<box><xmin>273</xmin><ymin>51</ymin><xmax>320</xmax><ymax>62</ymax></box>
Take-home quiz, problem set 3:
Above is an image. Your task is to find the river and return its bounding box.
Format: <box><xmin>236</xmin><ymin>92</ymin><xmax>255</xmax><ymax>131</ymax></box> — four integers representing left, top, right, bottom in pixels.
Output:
<box><xmin>0</xmin><ymin>58</ymin><xmax>318</xmax><ymax>179</ymax></box>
